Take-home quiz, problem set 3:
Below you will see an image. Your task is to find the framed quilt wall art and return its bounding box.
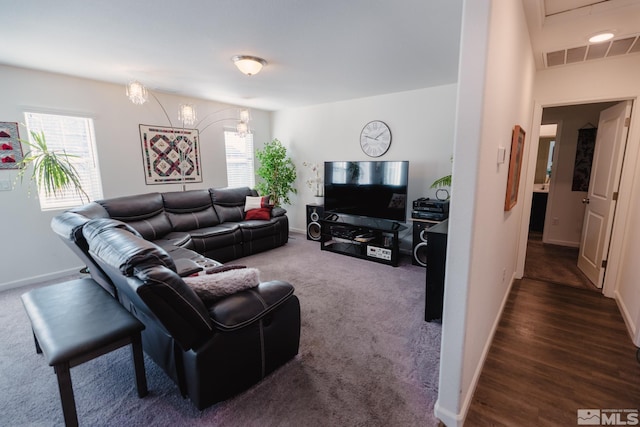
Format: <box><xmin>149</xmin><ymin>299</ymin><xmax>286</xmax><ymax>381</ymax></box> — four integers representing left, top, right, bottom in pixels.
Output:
<box><xmin>0</xmin><ymin>122</ymin><xmax>23</xmax><ymax>169</ymax></box>
<box><xmin>139</xmin><ymin>124</ymin><xmax>202</xmax><ymax>185</ymax></box>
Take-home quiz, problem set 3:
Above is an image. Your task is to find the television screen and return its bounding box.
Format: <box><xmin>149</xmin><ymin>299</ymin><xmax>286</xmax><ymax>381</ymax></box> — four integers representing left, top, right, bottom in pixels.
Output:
<box><xmin>324</xmin><ymin>160</ymin><xmax>409</xmax><ymax>222</ymax></box>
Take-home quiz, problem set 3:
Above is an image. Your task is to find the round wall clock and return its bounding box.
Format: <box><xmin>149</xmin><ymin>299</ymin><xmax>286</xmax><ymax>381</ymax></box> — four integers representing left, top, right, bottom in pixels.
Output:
<box><xmin>360</xmin><ymin>120</ymin><xmax>391</xmax><ymax>157</ymax></box>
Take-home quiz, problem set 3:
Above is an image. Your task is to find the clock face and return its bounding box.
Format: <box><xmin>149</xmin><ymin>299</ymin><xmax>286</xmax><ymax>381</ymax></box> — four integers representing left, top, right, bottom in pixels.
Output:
<box><xmin>360</xmin><ymin>120</ymin><xmax>391</xmax><ymax>157</ymax></box>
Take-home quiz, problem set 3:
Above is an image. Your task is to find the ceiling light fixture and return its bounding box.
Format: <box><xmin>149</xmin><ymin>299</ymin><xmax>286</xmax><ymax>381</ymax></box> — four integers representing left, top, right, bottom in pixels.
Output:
<box><xmin>589</xmin><ymin>32</ymin><xmax>615</xmax><ymax>43</ymax></box>
<box><xmin>126</xmin><ymin>80</ymin><xmax>148</xmax><ymax>105</ymax></box>
<box><xmin>232</xmin><ymin>55</ymin><xmax>267</xmax><ymax>76</ymax></box>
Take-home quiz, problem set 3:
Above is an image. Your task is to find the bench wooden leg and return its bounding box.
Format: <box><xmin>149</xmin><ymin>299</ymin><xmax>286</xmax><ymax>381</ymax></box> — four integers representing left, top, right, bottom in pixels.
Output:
<box><xmin>54</xmin><ymin>363</ymin><xmax>78</xmax><ymax>427</ymax></box>
<box><xmin>131</xmin><ymin>333</ymin><xmax>148</xmax><ymax>398</ymax></box>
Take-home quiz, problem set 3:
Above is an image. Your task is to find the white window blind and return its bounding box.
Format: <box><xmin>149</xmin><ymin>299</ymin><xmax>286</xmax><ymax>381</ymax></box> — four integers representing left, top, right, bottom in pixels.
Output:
<box><xmin>224</xmin><ymin>130</ymin><xmax>255</xmax><ymax>188</ymax></box>
<box><xmin>24</xmin><ymin>112</ymin><xmax>104</xmax><ymax>210</ymax></box>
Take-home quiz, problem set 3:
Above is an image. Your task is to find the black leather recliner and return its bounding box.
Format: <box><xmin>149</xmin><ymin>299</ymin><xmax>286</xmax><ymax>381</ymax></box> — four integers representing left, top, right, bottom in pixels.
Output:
<box><xmin>50</xmin><ymin>187</ymin><xmax>300</xmax><ymax>409</ymax></box>
<box><xmin>82</xmin><ymin>217</ymin><xmax>301</xmax><ymax>409</ymax></box>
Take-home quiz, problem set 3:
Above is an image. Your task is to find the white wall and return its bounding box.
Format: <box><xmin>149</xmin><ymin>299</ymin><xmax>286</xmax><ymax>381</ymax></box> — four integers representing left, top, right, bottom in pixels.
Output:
<box><xmin>541</xmin><ymin>103</ymin><xmax>616</xmax><ymax>247</ymax></box>
<box><xmin>272</xmin><ymin>85</ymin><xmax>458</xmax><ymax>250</ymax></box>
<box><xmin>436</xmin><ymin>1</ymin><xmax>536</xmax><ymax>425</ymax></box>
<box><xmin>0</xmin><ymin>65</ymin><xmax>271</xmax><ymax>290</ymax></box>
<box><xmin>532</xmin><ymin>54</ymin><xmax>640</xmax><ymax>346</ymax></box>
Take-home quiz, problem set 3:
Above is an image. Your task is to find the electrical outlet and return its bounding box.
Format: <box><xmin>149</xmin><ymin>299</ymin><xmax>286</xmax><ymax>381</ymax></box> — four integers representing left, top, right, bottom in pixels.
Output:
<box><xmin>0</xmin><ymin>180</ymin><xmax>12</xmax><ymax>191</ymax></box>
<box><xmin>552</xmin><ymin>217</ymin><xmax>559</xmax><ymax>225</ymax></box>
<box><xmin>502</xmin><ymin>268</ymin><xmax>506</xmax><ymax>283</ymax></box>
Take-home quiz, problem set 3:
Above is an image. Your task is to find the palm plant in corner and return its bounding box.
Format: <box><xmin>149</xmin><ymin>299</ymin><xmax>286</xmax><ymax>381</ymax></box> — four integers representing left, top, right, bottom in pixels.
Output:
<box><xmin>15</xmin><ymin>129</ymin><xmax>89</xmax><ymax>203</ymax></box>
<box><xmin>255</xmin><ymin>138</ymin><xmax>297</xmax><ymax>206</ymax></box>
<box><xmin>430</xmin><ymin>156</ymin><xmax>452</xmax><ymax>201</ymax></box>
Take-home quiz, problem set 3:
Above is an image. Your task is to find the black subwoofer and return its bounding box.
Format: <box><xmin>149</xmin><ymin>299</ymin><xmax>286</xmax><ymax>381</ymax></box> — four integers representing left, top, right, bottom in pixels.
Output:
<box><xmin>412</xmin><ymin>220</ymin><xmax>436</xmax><ymax>266</ymax></box>
<box><xmin>306</xmin><ymin>204</ymin><xmax>324</xmax><ymax>241</ymax></box>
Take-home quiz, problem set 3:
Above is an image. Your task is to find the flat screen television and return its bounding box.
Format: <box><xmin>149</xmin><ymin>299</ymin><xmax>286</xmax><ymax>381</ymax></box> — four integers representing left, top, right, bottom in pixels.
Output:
<box><xmin>324</xmin><ymin>160</ymin><xmax>409</xmax><ymax>222</ymax></box>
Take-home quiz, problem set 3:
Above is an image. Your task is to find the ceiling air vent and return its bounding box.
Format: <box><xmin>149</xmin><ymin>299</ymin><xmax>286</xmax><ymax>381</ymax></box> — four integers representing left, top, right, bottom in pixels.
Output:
<box><xmin>545</xmin><ymin>35</ymin><xmax>640</xmax><ymax>67</ymax></box>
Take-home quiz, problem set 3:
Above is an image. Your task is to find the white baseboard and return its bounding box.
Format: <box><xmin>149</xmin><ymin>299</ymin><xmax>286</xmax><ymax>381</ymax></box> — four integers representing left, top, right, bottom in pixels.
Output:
<box><xmin>435</xmin><ymin>399</ymin><xmax>464</xmax><ymax>427</ymax></box>
<box><xmin>542</xmin><ymin>238</ymin><xmax>580</xmax><ymax>248</ymax></box>
<box><xmin>3</xmin><ymin>231</ymin><xmax>310</xmax><ymax>293</ymax></box>
<box><xmin>290</xmin><ymin>227</ymin><xmax>306</xmax><ymax>235</ymax></box>
<box><xmin>0</xmin><ymin>266</ymin><xmax>82</xmax><ymax>293</ymax></box>
<box><xmin>614</xmin><ymin>288</ymin><xmax>639</xmax><ymax>347</ymax></box>
<box><xmin>438</xmin><ymin>273</ymin><xmax>517</xmax><ymax>426</ymax></box>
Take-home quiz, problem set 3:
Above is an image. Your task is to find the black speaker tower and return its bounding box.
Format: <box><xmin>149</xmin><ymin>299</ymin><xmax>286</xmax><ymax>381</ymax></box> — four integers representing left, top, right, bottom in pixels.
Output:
<box><xmin>306</xmin><ymin>204</ymin><xmax>324</xmax><ymax>241</ymax></box>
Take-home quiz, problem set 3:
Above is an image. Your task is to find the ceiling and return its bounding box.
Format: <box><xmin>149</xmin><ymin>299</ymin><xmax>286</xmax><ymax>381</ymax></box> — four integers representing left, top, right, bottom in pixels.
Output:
<box><xmin>0</xmin><ymin>0</ymin><xmax>463</xmax><ymax>111</ymax></box>
<box><xmin>1</xmin><ymin>1</ymin><xmax>639</xmax><ymax>111</ymax></box>
<box><xmin>523</xmin><ymin>0</ymin><xmax>640</xmax><ymax>68</ymax></box>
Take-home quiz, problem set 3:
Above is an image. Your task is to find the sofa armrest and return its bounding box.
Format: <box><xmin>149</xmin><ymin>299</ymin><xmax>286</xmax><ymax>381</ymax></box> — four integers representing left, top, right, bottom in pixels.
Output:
<box><xmin>271</xmin><ymin>207</ymin><xmax>287</xmax><ymax>217</ymax></box>
<box><xmin>207</xmin><ymin>280</ymin><xmax>295</xmax><ymax>331</ymax></box>
<box><xmin>174</xmin><ymin>258</ymin><xmax>203</xmax><ymax>277</ymax></box>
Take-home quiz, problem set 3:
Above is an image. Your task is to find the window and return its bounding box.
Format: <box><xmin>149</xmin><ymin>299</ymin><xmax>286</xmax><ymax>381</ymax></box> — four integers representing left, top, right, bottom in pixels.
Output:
<box><xmin>224</xmin><ymin>130</ymin><xmax>255</xmax><ymax>188</ymax></box>
<box><xmin>24</xmin><ymin>112</ymin><xmax>103</xmax><ymax>210</ymax></box>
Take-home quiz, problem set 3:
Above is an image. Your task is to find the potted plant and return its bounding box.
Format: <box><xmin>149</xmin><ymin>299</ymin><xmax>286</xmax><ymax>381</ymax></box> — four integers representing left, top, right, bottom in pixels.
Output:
<box><xmin>255</xmin><ymin>138</ymin><xmax>297</xmax><ymax>206</ymax></box>
<box><xmin>15</xmin><ymin>129</ymin><xmax>88</xmax><ymax>202</ymax></box>
<box><xmin>302</xmin><ymin>161</ymin><xmax>324</xmax><ymax>204</ymax></box>
<box><xmin>430</xmin><ymin>156</ymin><xmax>452</xmax><ymax>201</ymax></box>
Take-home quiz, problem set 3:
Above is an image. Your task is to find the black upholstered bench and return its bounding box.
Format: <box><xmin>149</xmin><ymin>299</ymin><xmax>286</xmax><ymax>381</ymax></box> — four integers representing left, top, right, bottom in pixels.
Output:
<box><xmin>21</xmin><ymin>278</ymin><xmax>148</xmax><ymax>427</ymax></box>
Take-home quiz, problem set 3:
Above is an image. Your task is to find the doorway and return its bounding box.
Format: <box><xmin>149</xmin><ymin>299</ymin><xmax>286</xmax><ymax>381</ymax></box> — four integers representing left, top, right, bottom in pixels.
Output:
<box><xmin>523</xmin><ymin>100</ymin><xmax>628</xmax><ymax>291</ymax></box>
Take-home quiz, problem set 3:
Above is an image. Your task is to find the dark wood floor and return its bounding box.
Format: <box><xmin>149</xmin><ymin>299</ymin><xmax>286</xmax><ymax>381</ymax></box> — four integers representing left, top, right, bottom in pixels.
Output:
<box><xmin>464</xmin><ymin>278</ymin><xmax>640</xmax><ymax>426</ymax></box>
<box><xmin>523</xmin><ymin>233</ymin><xmax>598</xmax><ymax>292</ymax></box>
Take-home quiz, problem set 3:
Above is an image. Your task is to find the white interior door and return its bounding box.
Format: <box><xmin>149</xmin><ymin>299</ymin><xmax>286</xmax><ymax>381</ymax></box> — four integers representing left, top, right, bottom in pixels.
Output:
<box><xmin>577</xmin><ymin>101</ymin><xmax>632</xmax><ymax>287</ymax></box>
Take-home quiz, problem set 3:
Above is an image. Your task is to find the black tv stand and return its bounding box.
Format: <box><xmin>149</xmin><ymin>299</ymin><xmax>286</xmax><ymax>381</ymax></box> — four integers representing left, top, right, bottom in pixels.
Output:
<box><xmin>320</xmin><ymin>214</ymin><xmax>407</xmax><ymax>267</ymax></box>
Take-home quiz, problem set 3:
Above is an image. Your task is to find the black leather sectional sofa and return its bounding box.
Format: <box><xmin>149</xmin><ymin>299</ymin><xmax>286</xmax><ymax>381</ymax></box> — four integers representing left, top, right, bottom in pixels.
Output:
<box><xmin>52</xmin><ymin>187</ymin><xmax>289</xmax><ymax>295</ymax></box>
<box><xmin>50</xmin><ymin>187</ymin><xmax>300</xmax><ymax>409</ymax></box>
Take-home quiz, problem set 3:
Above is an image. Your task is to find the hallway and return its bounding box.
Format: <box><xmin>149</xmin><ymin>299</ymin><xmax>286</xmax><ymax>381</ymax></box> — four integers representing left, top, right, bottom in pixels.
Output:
<box><xmin>465</xmin><ymin>278</ymin><xmax>640</xmax><ymax>426</ymax></box>
<box><xmin>523</xmin><ymin>232</ymin><xmax>598</xmax><ymax>292</ymax></box>
<box><xmin>464</xmin><ymin>235</ymin><xmax>639</xmax><ymax>425</ymax></box>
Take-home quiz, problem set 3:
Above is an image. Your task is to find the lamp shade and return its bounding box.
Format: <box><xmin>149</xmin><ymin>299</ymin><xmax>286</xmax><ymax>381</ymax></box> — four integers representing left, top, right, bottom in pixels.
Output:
<box><xmin>178</xmin><ymin>104</ymin><xmax>197</xmax><ymax>126</ymax></box>
<box><xmin>126</xmin><ymin>80</ymin><xmax>148</xmax><ymax>105</ymax></box>
<box><xmin>236</xmin><ymin>121</ymin><xmax>249</xmax><ymax>137</ymax></box>
<box><xmin>232</xmin><ymin>55</ymin><xmax>267</xmax><ymax>76</ymax></box>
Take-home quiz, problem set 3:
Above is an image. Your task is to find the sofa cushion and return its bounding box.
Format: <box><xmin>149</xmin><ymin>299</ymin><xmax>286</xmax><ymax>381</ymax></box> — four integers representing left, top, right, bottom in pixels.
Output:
<box><xmin>211</xmin><ymin>187</ymin><xmax>256</xmax><ymax>222</ymax></box>
<box><xmin>163</xmin><ymin>189</ymin><xmax>220</xmax><ymax>231</ymax></box>
<box><xmin>210</xmin><ymin>187</ymin><xmax>257</xmax><ymax>206</ymax></box>
<box><xmin>213</xmin><ymin>205</ymin><xmax>245</xmax><ymax>223</ymax></box>
<box><xmin>245</xmin><ymin>208</ymin><xmax>271</xmax><ymax>220</ymax></box>
<box><xmin>69</xmin><ymin>201</ymin><xmax>110</xmax><ymax>219</ymax></box>
<box><xmin>183</xmin><ymin>267</ymin><xmax>260</xmax><ymax>302</ymax></box>
<box><xmin>244</xmin><ymin>195</ymin><xmax>272</xmax><ymax>211</ymax></box>
<box><xmin>188</xmin><ymin>224</ymin><xmax>242</xmax><ymax>253</ymax></box>
<box><xmin>155</xmin><ymin>231</ymin><xmax>193</xmax><ymax>248</ymax></box>
<box><xmin>84</xmin><ymin>218</ymin><xmax>175</xmax><ymax>276</ymax></box>
<box><xmin>97</xmin><ymin>193</ymin><xmax>172</xmax><ymax>240</ymax></box>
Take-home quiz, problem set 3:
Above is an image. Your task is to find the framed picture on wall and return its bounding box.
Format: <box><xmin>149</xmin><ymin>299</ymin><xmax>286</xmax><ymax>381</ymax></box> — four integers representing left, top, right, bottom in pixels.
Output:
<box><xmin>504</xmin><ymin>125</ymin><xmax>526</xmax><ymax>211</ymax></box>
<box><xmin>139</xmin><ymin>124</ymin><xmax>202</xmax><ymax>185</ymax></box>
<box><xmin>0</xmin><ymin>122</ymin><xmax>23</xmax><ymax>169</ymax></box>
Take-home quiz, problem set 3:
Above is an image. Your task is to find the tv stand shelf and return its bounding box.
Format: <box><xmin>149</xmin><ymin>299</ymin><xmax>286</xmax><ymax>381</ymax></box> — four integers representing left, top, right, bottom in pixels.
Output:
<box><xmin>320</xmin><ymin>215</ymin><xmax>406</xmax><ymax>266</ymax></box>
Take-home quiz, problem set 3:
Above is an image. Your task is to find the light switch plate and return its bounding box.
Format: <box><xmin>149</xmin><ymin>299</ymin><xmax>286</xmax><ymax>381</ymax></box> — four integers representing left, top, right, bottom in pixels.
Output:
<box><xmin>497</xmin><ymin>146</ymin><xmax>506</xmax><ymax>164</ymax></box>
<box><xmin>0</xmin><ymin>179</ymin><xmax>12</xmax><ymax>191</ymax></box>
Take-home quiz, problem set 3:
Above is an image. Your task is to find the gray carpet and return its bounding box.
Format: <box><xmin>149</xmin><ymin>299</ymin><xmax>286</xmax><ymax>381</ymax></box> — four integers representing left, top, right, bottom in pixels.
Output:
<box><xmin>0</xmin><ymin>233</ymin><xmax>441</xmax><ymax>426</ymax></box>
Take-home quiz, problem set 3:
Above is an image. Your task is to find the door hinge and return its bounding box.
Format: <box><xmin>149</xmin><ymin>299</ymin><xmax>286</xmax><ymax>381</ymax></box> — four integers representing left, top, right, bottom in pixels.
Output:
<box><xmin>602</xmin><ymin>260</ymin><xmax>608</xmax><ymax>269</ymax></box>
<box><xmin>625</xmin><ymin>117</ymin><xmax>631</xmax><ymax>127</ymax></box>
<box><xmin>613</xmin><ymin>191</ymin><xmax>619</xmax><ymax>201</ymax></box>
